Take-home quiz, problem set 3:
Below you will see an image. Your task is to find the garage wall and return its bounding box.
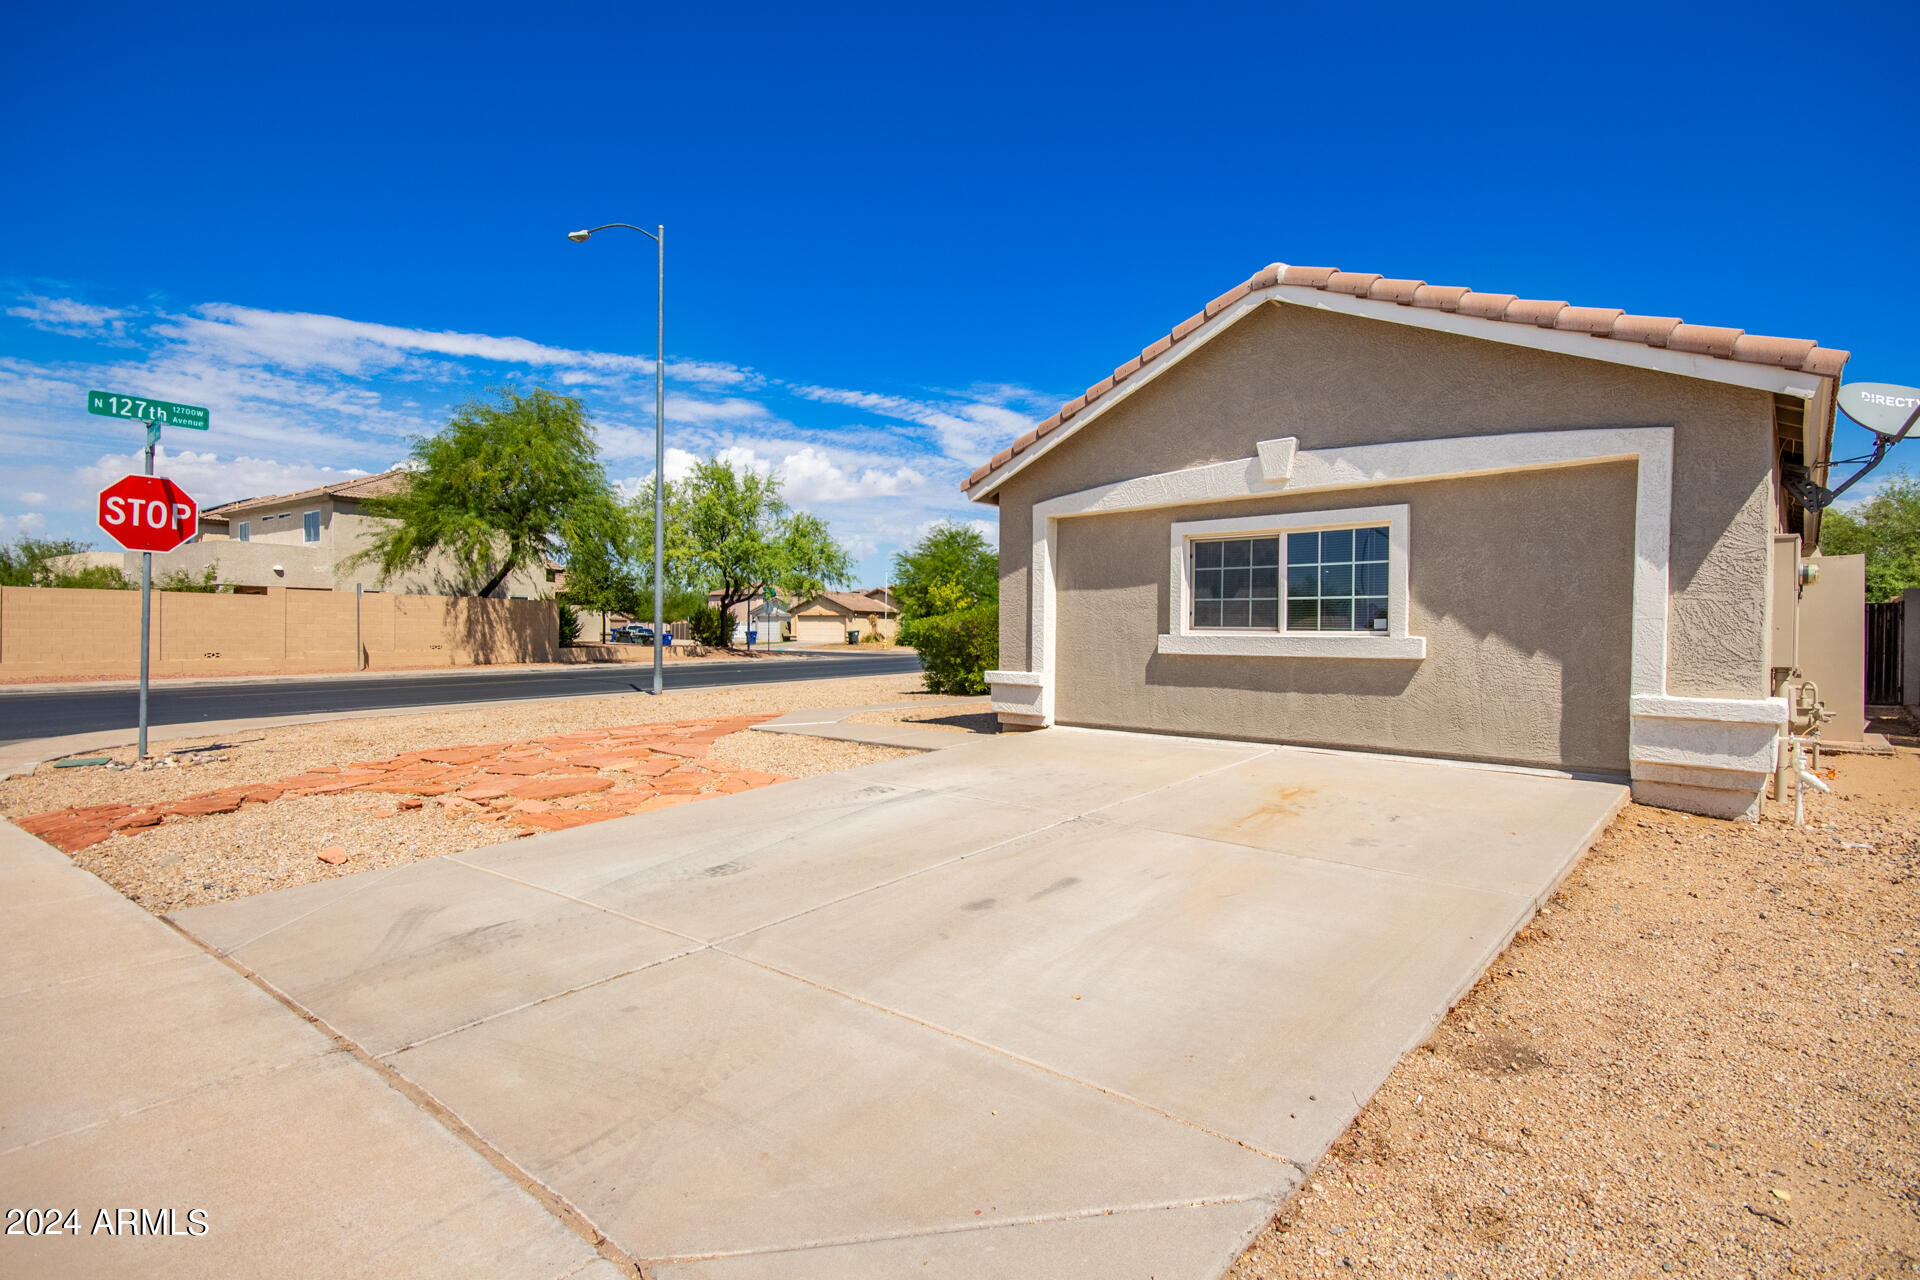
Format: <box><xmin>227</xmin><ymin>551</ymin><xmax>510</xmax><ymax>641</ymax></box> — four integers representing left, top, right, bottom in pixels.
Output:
<box><xmin>1053</xmin><ymin>464</ymin><xmax>1637</xmax><ymax>773</ymax></box>
<box><xmin>995</xmin><ymin>301</ymin><xmax>1778</xmax><ymax>710</ymax></box>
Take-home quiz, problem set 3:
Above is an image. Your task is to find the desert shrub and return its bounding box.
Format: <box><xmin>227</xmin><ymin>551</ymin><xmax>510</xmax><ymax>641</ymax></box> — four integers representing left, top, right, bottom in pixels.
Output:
<box><xmin>911</xmin><ymin>602</ymin><xmax>997</xmax><ymax>695</ymax></box>
<box><xmin>156</xmin><ymin>564</ymin><xmax>222</xmax><ymax>592</ymax></box>
<box><xmin>688</xmin><ymin>602</ymin><xmax>731</xmax><ymax>648</ymax></box>
<box><xmin>557</xmin><ymin>600</ymin><xmax>581</xmax><ymax>646</ymax></box>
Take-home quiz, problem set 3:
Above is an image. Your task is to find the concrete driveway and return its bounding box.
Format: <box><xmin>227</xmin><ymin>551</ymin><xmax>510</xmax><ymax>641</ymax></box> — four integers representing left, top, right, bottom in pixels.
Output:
<box><xmin>173</xmin><ymin>727</ymin><xmax>1625</xmax><ymax>1278</ymax></box>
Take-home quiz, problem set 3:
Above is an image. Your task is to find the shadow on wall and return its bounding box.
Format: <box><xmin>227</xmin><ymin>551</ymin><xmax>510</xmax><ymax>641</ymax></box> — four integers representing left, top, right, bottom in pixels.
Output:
<box><xmin>448</xmin><ymin>595</ymin><xmax>556</xmax><ymax>666</ymax></box>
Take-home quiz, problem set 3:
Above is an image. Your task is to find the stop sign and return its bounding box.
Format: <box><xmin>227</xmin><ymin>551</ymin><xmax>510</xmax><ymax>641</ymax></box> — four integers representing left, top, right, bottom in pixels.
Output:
<box><xmin>98</xmin><ymin>475</ymin><xmax>198</xmax><ymax>553</ymax></box>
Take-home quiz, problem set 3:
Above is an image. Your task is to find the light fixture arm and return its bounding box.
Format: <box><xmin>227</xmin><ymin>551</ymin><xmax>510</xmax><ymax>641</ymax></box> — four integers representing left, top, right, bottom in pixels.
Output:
<box><xmin>567</xmin><ymin>219</ymin><xmax>668</xmax><ymax>695</ymax></box>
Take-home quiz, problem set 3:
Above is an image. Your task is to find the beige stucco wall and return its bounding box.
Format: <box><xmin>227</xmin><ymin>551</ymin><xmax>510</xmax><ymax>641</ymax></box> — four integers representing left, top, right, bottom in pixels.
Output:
<box><xmin>991</xmin><ymin>301</ymin><xmax>1778</xmax><ymax>770</ymax></box>
<box><xmin>0</xmin><ymin>586</ymin><xmax>558</xmax><ymax>681</ymax></box>
<box><xmin>1795</xmin><ymin>553</ymin><xmax>1867</xmax><ymax>741</ymax></box>
<box><xmin>1054</xmin><ymin>464</ymin><xmax>1637</xmax><ymax>772</ymax></box>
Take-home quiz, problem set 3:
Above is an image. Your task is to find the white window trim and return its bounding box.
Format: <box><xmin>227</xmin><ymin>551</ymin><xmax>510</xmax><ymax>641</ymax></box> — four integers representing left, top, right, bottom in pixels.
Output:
<box><xmin>302</xmin><ymin>510</ymin><xmax>321</xmax><ymax>544</ymax></box>
<box><xmin>236</xmin><ymin>520</ymin><xmax>249</xmax><ymax>542</ymax></box>
<box><xmin>1159</xmin><ymin>503</ymin><xmax>1423</xmax><ymax>659</ymax></box>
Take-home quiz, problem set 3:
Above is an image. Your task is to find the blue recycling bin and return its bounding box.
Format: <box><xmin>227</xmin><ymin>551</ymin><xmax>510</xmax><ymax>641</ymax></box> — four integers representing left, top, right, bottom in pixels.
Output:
<box><xmin>746</xmin><ymin>629</ymin><xmax>758</xmax><ymax>646</ymax></box>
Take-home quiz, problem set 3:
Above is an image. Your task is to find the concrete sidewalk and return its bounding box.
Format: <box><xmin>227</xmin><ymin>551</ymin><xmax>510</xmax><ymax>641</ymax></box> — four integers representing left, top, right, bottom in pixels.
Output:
<box><xmin>0</xmin><ymin>821</ymin><xmax>620</xmax><ymax>1280</ymax></box>
<box><xmin>166</xmin><ymin>726</ymin><xmax>1625</xmax><ymax>1277</ymax></box>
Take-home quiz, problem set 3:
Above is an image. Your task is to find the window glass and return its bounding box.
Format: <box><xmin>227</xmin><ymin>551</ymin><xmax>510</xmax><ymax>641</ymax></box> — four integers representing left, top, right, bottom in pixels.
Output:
<box><xmin>237</xmin><ymin>521</ymin><xmax>249</xmax><ymax>542</ymax></box>
<box><xmin>1190</xmin><ymin>537</ymin><xmax>1280</xmax><ymax>629</ymax></box>
<box><xmin>303</xmin><ymin>511</ymin><xmax>320</xmax><ymax>543</ymax></box>
<box><xmin>1192</xmin><ymin>524</ymin><xmax>1390</xmax><ymax>634</ymax></box>
<box><xmin>1279</xmin><ymin>523</ymin><xmax>1389</xmax><ymax>633</ymax></box>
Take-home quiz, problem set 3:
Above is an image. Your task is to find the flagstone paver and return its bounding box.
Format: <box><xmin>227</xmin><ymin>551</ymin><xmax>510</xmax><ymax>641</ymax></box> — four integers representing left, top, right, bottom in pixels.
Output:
<box><xmin>15</xmin><ymin>715</ymin><xmax>791</xmax><ymax>854</ymax></box>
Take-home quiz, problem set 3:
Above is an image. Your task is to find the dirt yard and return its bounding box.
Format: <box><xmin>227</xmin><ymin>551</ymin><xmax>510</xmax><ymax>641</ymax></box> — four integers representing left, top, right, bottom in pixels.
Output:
<box><xmin>1230</xmin><ymin>748</ymin><xmax>1920</xmax><ymax>1279</ymax></box>
<box><xmin>0</xmin><ymin>673</ymin><xmax>952</xmax><ymax>914</ymax></box>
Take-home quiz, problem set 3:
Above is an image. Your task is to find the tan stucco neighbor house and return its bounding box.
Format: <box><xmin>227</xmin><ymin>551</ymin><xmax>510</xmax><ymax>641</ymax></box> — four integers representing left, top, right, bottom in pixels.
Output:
<box><xmin>791</xmin><ymin>592</ymin><xmax>899</xmax><ymax>644</ymax></box>
<box><xmin>86</xmin><ymin>470</ymin><xmax>555</xmax><ymax>598</ymax></box>
<box><xmin>964</xmin><ymin>262</ymin><xmax>1852</xmax><ymax>821</ymax></box>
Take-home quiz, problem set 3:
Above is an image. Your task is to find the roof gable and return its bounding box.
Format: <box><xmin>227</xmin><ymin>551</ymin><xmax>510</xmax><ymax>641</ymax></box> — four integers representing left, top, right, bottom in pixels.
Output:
<box><xmin>961</xmin><ymin>262</ymin><xmax>1848</xmax><ymax>501</ymax></box>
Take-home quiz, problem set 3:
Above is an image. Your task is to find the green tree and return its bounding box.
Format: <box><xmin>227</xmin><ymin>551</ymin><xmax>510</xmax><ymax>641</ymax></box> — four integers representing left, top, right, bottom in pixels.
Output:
<box><xmin>0</xmin><ymin>537</ymin><xmax>133</xmax><ymax>590</ymax></box>
<box><xmin>776</xmin><ymin>511</ymin><xmax>854</xmax><ymax>601</ymax></box>
<box><xmin>1820</xmin><ymin>472</ymin><xmax>1920</xmax><ymax>601</ymax></box>
<box><xmin>155</xmin><ymin>563</ymin><xmax>223</xmax><ymax>593</ymax></box>
<box><xmin>353</xmin><ymin>387</ymin><xmax>608</xmax><ymax>598</ymax></box>
<box><xmin>557</xmin><ymin>494</ymin><xmax>642</xmax><ymax>640</ymax></box>
<box><xmin>892</xmin><ymin>522</ymin><xmax>998</xmax><ymax>623</ymax></box>
<box><xmin>676</xmin><ymin>456</ymin><xmax>852</xmax><ymax>637</ymax></box>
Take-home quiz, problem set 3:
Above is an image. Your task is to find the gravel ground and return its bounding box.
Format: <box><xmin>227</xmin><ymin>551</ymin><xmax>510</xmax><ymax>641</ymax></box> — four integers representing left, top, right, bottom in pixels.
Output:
<box><xmin>1230</xmin><ymin>748</ymin><xmax>1920</xmax><ymax>1280</ymax></box>
<box><xmin>0</xmin><ymin>672</ymin><xmax>928</xmax><ymax>814</ymax></box>
<box><xmin>4</xmin><ymin>673</ymin><xmax>927</xmax><ymax>915</ymax></box>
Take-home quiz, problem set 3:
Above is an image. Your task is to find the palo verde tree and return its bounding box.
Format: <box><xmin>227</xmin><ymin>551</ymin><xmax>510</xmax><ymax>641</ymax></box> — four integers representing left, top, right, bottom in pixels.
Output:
<box><xmin>892</xmin><ymin>521</ymin><xmax>998</xmax><ymax>623</ymax></box>
<box><xmin>675</xmin><ymin>456</ymin><xmax>853</xmax><ymax>635</ymax></box>
<box><xmin>557</xmin><ymin>492</ymin><xmax>642</xmax><ymax>640</ymax></box>
<box><xmin>353</xmin><ymin>388</ymin><xmax>607</xmax><ymax>598</ymax></box>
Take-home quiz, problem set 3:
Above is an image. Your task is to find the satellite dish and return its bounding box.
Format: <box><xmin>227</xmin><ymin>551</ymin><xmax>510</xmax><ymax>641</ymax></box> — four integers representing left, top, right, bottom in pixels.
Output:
<box><xmin>1838</xmin><ymin>382</ymin><xmax>1920</xmax><ymax>438</ymax></box>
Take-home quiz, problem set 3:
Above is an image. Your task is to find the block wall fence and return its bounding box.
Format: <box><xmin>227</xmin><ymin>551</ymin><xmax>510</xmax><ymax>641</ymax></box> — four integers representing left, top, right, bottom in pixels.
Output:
<box><xmin>0</xmin><ymin>586</ymin><xmax>558</xmax><ymax>681</ymax></box>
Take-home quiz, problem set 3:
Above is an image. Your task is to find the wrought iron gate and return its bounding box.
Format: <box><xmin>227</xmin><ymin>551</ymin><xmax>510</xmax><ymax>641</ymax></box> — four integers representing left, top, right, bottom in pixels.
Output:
<box><xmin>1866</xmin><ymin>601</ymin><xmax>1903</xmax><ymax>705</ymax></box>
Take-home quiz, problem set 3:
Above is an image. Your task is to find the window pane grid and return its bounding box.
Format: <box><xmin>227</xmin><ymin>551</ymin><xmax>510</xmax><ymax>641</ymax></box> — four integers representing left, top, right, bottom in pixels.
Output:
<box><xmin>1189</xmin><ymin>537</ymin><xmax>1279</xmax><ymax>630</ymax></box>
<box><xmin>1283</xmin><ymin>524</ymin><xmax>1388</xmax><ymax>633</ymax></box>
<box><xmin>1191</xmin><ymin>524</ymin><xmax>1390</xmax><ymax>635</ymax></box>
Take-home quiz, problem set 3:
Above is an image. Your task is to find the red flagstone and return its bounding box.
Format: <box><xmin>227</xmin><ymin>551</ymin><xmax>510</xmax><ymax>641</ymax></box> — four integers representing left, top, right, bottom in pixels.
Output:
<box><xmin>509</xmin><ymin>776</ymin><xmax>616</xmax><ymax>801</ymax></box>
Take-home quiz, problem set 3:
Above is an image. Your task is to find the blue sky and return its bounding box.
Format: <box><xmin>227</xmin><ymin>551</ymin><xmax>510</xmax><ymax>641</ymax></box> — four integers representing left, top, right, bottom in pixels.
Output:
<box><xmin>4</xmin><ymin>1</ymin><xmax>1915</xmax><ymax>583</ymax></box>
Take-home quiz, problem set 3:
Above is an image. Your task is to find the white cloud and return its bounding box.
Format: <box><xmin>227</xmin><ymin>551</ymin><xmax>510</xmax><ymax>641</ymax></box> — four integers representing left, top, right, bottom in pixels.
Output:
<box><xmin>789</xmin><ymin>382</ymin><xmax>1038</xmax><ymax>463</ymax></box>
<box><xmin>19</xmin><ymin>491</ymin><xmax>48</xmax><ymax>505</ymax></box>
<box><xmin>6</xmin><ymin>295</ymin><xmax>127</xmax><ymax>339</ymax></box>
<box><xmin>78</xmin><ymin>448</ymin><xmax>371</xmax><ymax>507</ymax></box>
<box><xmin>707</xmin><ymin>443</ymin><xmax>926</xmax><ymax>504</ymax></box>
<box><xmin>0</xmin><ymin>512</ymin><xmax>46</xmax><ymax>537</ymax></box>
<box><xmin>158</xmin><ymin>303</ymin><xmax>753</xmax><ymax>389</ymax></box>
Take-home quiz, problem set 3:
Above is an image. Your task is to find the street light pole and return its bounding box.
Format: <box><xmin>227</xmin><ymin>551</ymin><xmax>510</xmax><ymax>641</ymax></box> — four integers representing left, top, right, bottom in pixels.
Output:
<box><xmin>568</xmin><ymin>221</ymin><xmax>667</xmax><ymax>696</ymax></box>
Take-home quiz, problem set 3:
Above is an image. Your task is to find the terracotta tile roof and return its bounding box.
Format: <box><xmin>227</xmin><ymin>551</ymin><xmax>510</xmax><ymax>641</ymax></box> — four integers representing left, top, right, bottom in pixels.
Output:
<box><xmin>203</xmin><ymin>468</ymin><xmax>411</xmax><ymax>515</ymax></box>
<box><xmin>960</xmin><ymin>264</ymin><xmax>1849</xmax><ymax>495</ymax></box>
<box><xmin>796</xmin><ymin>591</ymin><xmax>890</xmax><ymax>616</ymax></box>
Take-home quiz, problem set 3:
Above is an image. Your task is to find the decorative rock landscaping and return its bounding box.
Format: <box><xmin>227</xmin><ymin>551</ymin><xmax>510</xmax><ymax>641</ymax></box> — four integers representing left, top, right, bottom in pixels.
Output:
<box><xmin>18</xmin><ymin>715</ymin><xmax>791</xmax><ymax>853</ymax></box>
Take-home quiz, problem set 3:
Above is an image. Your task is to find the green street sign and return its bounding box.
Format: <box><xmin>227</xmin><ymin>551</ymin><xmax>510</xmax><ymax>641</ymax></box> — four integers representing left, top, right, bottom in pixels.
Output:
<box><xmin>87</xmin><ymin>390</ymin><xmax>210</xmax><ymax>430</ymax></box>
<box><xmin>763</xmin><ymin>585</ymin><xmax>774</xmax><ymax>602</ymax></box>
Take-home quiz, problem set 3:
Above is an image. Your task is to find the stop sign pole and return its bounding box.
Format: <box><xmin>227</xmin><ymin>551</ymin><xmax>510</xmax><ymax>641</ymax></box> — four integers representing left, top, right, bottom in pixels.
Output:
<box><xmin>90</xmin><ymin>392</ymin><xmax>209</xmax><ymax>759</ymax></box>
<box><xmin>137</xmin><ymin>424</ymin><xmax>156</xmax><ymax>758</ymax></box>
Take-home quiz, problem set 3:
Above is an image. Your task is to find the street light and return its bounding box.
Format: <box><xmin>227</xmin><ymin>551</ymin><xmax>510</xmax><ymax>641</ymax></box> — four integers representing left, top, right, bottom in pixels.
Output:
<box><xmin>567</xmin><ymin>221</ymin><xmax>667</xmax><ymax>696</ymax></box>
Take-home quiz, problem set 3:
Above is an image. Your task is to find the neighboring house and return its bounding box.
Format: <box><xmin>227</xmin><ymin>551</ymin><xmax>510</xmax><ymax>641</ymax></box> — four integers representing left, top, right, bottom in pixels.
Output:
<box><xmin>82</xmin><ymin>470</ymin><xmax>551</xmax><ymax>598</ymax></box>
<box><xmin>861</xmin><ymin>585</ymin><xmax>900</xmax><ymax>614</ymax></box>
<box><xmin>730</xmin><ymin>598</ymin><xmax>793</xmax><ymax>645</ymax></box>
<box><xmin>704</xmin><ymin>591</ymin><xmax>793</xmax><ymax>644</ymax></box>
<box><xmin>792</xmin><ymin>592</ymin><xmax>898</xmax><ymax>644</ymax></box>
<box><xmin>964</xmin><ymin>261</ymin><xmax>1852</xmax><ymax>821</ymax></box>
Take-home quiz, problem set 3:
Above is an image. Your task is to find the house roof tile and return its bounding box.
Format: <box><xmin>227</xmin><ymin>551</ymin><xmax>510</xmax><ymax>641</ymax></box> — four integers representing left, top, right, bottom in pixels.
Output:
<box><xmin>959</xmin><ymin>262</ymin><xmax>1849</xmax><ymax>496</ymax></box>
<box><xmin>203</xmin><ymin>468</ymin><xmax>411</xmax><ymax>515</ymax></box>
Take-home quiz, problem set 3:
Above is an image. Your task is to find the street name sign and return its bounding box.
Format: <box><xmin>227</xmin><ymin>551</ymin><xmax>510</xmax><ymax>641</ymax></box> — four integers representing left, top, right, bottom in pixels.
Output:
<box><xmin>98</xmin><ymin>475</ymin><xmax>198</xmax><ymax>553</ymax></box>
<box><xmin>88</xmin><ymin>390</ymin><xmax>210</xmax><ymax>431</ymax></box>
<box><xmin>1838</xmin><ymin>382</ymin><xmax>1920</xmax><ymax>438</ymax></box>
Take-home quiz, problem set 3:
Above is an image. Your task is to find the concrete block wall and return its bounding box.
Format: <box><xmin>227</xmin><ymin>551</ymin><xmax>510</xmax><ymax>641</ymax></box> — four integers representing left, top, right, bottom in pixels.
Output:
<box><xmin>0</xmin><ymin>587</ymin><xmax>557</xmax><ymax>681</ymax></box>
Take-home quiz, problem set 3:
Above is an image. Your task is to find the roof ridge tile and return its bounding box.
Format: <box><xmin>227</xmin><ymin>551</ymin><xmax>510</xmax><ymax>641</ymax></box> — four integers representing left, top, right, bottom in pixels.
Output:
<box><xmin>960</xmin><ymin>261</ymin><xmax>1846</xmax><ymax>495</ymax></box>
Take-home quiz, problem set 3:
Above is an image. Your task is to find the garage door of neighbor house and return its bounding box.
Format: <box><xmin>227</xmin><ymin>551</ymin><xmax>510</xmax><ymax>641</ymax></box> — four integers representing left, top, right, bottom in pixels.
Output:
<box><xmin>795</xmin><ymin>617</ymin><xmax>846</xmax><ymax>645</ymax></box>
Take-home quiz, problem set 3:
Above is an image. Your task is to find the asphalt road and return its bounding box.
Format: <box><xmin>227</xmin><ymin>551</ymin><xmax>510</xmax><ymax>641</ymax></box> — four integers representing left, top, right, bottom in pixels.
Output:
<box><xmin>0</xmin><ymin>651</ymin><xmax>925</xmax><ymax>745</ymax></box>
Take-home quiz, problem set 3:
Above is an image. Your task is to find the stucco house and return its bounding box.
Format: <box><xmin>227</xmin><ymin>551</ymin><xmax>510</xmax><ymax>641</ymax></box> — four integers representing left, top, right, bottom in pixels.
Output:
<box><xmin>965</xmin><ymin>262</ymin><xmax>1851</xmax><ymax>821</ymax></box>
<box><xmin>791</xmin><ymin>592</ymin><xmax>898</xmax><ymax>644</ymax></box>
<box><xmin>79</xmin><ymin>470</ymin><xmax>554</xmax><ymax>598</ymax></box>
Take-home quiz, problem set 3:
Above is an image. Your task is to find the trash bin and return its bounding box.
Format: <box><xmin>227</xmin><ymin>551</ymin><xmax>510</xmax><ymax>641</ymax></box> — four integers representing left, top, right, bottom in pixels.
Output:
<box><xmin>747</xmin><ymin>629</ymin><xmax>757</xmax><ymax>646</ymax></box>
<box><xmin>847</xmin><ymin>629</ymin><xmax>859</xmax><ymax>645</ymax></box>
